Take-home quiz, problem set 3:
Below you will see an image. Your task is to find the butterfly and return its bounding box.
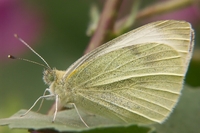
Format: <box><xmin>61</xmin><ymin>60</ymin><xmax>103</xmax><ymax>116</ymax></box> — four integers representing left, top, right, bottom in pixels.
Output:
<box><xmin>13</xmin><ymin>20</ymin><xmax>194</xmax><ymax>127</ymax></box>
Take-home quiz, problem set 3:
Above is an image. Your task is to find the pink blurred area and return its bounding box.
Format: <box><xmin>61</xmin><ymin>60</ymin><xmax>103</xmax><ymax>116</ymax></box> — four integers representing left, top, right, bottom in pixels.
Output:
<box><xmin>0</xmin><ymin>0</ymin><xmax>44</xmax><ymax>62</ymax></box>
<box><xmin>145</xmin><ymin>5</ymin><xmax>200</xmax><ymax>26</ymax></box>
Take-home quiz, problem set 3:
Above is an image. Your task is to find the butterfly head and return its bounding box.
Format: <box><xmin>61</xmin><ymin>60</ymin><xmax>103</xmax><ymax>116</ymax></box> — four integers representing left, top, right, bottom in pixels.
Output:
<box><xmin>43</xmin><ymin>69</ymin><xmax>56</xmax><ymax>86</ymax></box>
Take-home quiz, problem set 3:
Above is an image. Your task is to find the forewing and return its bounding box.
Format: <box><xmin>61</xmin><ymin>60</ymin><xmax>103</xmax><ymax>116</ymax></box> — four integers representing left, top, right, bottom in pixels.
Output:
<box><xmin>64</xmin><ymin>20</ymin><xmax>194</xmax><ymax>77</ymax></box>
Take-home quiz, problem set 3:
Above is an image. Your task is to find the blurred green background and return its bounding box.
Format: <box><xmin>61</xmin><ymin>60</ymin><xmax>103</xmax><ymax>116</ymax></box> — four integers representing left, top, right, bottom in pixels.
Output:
<box><xmin>0</xmin><ymin>0</ymin><xmax>199</xmax><ymax>133</ymax></box>
<box><xmin>0</xmin><ymin>1</ymin><xmax>93</xmax><ymax>132</ymax></box>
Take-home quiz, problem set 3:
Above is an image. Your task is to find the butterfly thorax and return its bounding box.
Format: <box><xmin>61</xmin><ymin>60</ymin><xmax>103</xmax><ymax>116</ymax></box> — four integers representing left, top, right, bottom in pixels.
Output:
<box><xmin>43</xmin><ymin>69</ymin><xmax>74</xmax><ymax>104</ymax></box>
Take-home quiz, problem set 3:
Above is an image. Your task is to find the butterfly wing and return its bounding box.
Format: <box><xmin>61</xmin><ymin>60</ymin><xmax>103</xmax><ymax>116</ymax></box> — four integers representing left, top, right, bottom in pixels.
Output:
<box><xmin>65</xmin><ymin>20</ymin><xmax>194</xmax><ymax>76</ymax></box>
<box><xmin>64</xmin><ymin>20</ymin><xmax>194</xmax><ymax>124</ymax></box>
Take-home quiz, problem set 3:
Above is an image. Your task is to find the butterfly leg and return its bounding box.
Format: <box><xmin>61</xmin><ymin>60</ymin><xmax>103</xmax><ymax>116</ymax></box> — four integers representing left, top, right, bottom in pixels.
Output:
<box><xmin>52</xmin><ymin>95</ymin><xmax>59</xmax><ymax>123</ymax></box>
<box><xmin>20</xmin><ymin>93</ymin><xmax>55</xmax><ymax>117</ymax></box>
<box><xmin>36</xmin><ymin>88</ymin><xmax>51</xmax><ymax>112</ymax></box>
<box><xmin>72</xmin><ymin>103</ymin><xmax>89</xmax><ymax>128</ymax></box>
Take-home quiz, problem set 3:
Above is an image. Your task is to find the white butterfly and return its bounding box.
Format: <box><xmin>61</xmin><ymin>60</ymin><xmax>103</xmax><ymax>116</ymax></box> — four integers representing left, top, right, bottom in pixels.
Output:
<box><xmin>15</xmin><ymin>20</ymin><xmax>194</xmax><ymax>127</ymax></box>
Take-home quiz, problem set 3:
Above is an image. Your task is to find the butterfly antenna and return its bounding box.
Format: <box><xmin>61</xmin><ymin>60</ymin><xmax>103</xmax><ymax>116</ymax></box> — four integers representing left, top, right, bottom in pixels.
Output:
<box><xmin>13</xmin><ymin>34</ymin><xmax>51</xmax><ymax>69</ymax></box>
<box><xmin>8</xmin><ymin>55</ymin><xmax>49</xmax><ymax>69</ymax></box>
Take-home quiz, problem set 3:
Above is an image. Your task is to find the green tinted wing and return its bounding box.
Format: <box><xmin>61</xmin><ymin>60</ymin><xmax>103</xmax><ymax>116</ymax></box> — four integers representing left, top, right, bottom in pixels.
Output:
<box><xmin>66</xmin><ymin>43</ymin><xmax>184</xmax><ymax>124</ymax></box>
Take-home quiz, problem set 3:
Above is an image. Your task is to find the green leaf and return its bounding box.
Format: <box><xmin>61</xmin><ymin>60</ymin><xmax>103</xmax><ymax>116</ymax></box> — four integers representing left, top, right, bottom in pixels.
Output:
<box><xmin>154</xmin><ymin>86</ymin><xmax>200</xmax><ymax>133</ymax></box>
<box><xmin>0</xmin><ymin>109</ymin><xmax>152</xmax><ymax>132</ymax></box>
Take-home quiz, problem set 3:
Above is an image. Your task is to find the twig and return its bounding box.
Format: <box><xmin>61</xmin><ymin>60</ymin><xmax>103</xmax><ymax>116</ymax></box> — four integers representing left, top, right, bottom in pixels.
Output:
<box><xmin>84</xmin><ymin>0</ymin><xmax>123</xmax><ymax>54</ymax></box>
<box><xmin>114</xmin><ymin>0</ymin><xmax>195</xmax><ymax>32</ymax></box>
